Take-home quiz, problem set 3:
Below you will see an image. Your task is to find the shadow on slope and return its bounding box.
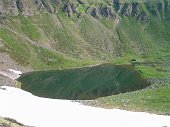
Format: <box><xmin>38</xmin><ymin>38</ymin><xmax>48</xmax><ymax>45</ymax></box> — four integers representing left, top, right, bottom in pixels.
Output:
<box><xmin>17</xmin><ymin>64</ymin><xmax>150</xmax><ymax>100</ymax></box>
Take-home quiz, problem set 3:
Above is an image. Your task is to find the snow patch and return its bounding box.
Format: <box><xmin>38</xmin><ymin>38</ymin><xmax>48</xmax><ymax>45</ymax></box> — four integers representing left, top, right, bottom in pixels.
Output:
<box><xmin>8</xmin><ymin>69</ymin><xmax>22</xmax><ymax>75</ymax></box>
<box><xmin>0</xmin><ymin>86</ymin><xmax>169</xmax><ymax>127</ymax></box>
<box><xmin>0</xmin><ymin>69</ymin><xmax>22</xmax><ymax>80</ymax></box>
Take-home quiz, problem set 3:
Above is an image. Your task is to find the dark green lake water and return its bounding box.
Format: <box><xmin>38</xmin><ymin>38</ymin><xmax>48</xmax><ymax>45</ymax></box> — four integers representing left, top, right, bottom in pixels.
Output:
<box><xmin>17</xmin><ymin>64</ymin><xmax>150</xmax><ymax>100</ymax></box>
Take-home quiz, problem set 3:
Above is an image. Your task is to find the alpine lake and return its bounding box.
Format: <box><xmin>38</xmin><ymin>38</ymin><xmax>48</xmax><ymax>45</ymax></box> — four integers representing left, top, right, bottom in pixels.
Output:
<box><xmin>17</xmin><ymin>64</ymin><xmax>150</xmax><ymax>100</ymax></box>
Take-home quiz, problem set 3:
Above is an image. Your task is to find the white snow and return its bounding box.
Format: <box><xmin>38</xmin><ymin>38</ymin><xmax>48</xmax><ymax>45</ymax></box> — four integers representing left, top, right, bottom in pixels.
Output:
<box><xmin>0</xmin><ymin>86</ymin><xmax>169</xmax><ymax>127</ymax></box>
<box><xmin>8</xmin><ymin>69</ymin><xmax>22</xmax><ymax>76</ymax></box>
<box><xmin>0</xmin><ymin>69</ymin><xmax>22</xmax><ymax>80</ymax></box>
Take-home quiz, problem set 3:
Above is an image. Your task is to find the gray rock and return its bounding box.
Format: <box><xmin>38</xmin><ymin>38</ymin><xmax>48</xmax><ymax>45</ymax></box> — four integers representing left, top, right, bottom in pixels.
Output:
<box><xmin>0</xmin><ymin>38</ymin><xmax>4</xmax><ymax>48</ymax></box>
<box><xmin>63</xmin><ymin>2</ymin><xmax>79</xmax><ymax>18</ymax></box>
<box><xmin>122</xmin><ymin>3</ymin><xmax>133</xmax><ymax>16</ymax></box>
<box><xmin>138</xmin><ymin>12</ymin><xmax>149</xmax><ymax>22</ymax></box>
<box><xmin>100</xmin><ymin>6</ymin><xmax>116</xmax><ymax>18</ymax></box>
<box><xmin>63</xmin><ymin>2</ymin><xmax>72</xmax><ymax>17</ymax></box>
<box><xmin>40</xmin><ymin>0</ymin><xmax>55</xmax><ymax>13</ymax></box>
<box><xmin>0</xmin><ymin>0</ymin><xmax>18</xmax><ymax>16</ymax></box>
<box><xmin>131</xmin><ymin>2</ymin><xmax>141</xmax><ymax>17</ymax></box>
<box><xmin>33</xmin><ymin>0</ymin><xmax>47</xmax><ymax>13</ymax></box>
<box><xmin>113</xmin><ymin>0</ymin><xmax>121</xmax><ymax>12</ymax></box>
<box><xmin>10</xmin><ymin>0</ymin><xmax>18</xmax><ymax>16</ymax></box>
<box><xmin>91</xmin><ymin>8</ymin><xmax>101</xmax><ymax>19</ymax></box>
<box><xmin>16</xmin><ymin>0</ymin><xmax>34</xmax><ymax>16</ymax></box>
<box><xmin>0</xmin><ymin>1</ymin><xmax>3</xmax><ymax>14</ymax></box>
<box><xmin>77</xmin><ymin>0</ymin><xmax>84</xmax><ymax>4</ymax></box>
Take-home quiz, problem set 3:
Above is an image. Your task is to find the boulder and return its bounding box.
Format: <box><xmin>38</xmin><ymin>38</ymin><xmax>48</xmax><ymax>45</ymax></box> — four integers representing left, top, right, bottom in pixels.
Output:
<box><xmin>91</xmin><ymin>8</ymin><xmax>101</xmax><ymax>19</ymax></box>
<box><xmin>122</xmin><ymin>3</ymin><xmax>133</xmax><ymax>16</ymax></box>
<box><xmin>131</xmin><ymin>2</ymin><xmax>141</xmax><ymax>17</ymax></box>
<box><xmin>16</xmin><ymin>0</ymin><xmax>34</xmax><ymax>16</ymax></box>
<box><xmin>0</xmin><ymin>1</ymin><xmax>3</xmax><ymax>15</ymax></box>
<box><xmin>41</xmin><ymin>0</ymin><xmax>55</xmax><ymax>13</ymax></box>
<box><xmin>138</xmin><ymin>12</ymin><xmax>149</xmax><ymax>22</ymax></box>
<box><xmin>100</xmin><ymin>6</ymin><xmax>116</xmax><ymax>18</ymax></box>
<box><xmin>63</xmin><ymin>2</ymin><xmax>79</xmax><ymax>18</ymax></box>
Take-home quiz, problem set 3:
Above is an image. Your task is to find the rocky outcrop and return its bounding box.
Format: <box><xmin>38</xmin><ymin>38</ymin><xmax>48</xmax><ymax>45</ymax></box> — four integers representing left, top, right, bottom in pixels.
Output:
<box><xmin>145</xmin><ymin>2</ymin><xmax>158</xmax><ymax>16</ymax></box>
<box><xmin>100</xmin><ymin>6</ymin><xmax>116</xmax><ymax>18</ymax></box>
<box><xmin>131</xmin><ymin>2</ymin><xmax>141</xmax><ymax>17</ymax></box>
<box><xmin>122</xmin><ymin>3</ymin><xmax>133</xmax><ymax>16</ymax></box>
<box><xmin>164</xmin><ymin>1</ymin><xmax>170</xmax><ymax>19</ymax></box>
<box><xmin>91</xmin><ymin>8</ymin><xmax>101</xmax><ymax>19</ymax></box>
<box><xmin>138</xmin><ymin>12</ymin><xmax>149</xmax><ymax>22</ymax></box>
<box><xmin>0</xmin><ymin>0</ymin><xmax>34</xmax><ymax>16</ymax></box>
<box><xmin>165</xmin><ymin>0</ymin><xmax>170</xmax><ymax>11</ymax></box>
<box><xmin>63</xmin><ymin>2</ymin><xmax>79</xmax><ymax>17</ymax></box>
<box><xmin>145</xmin><ymin>1</ymin><xmax>170</xmax><ymax>19</ymax></box>
<box><xmin>33</xmin><ymin>0</ymin><xmax>46</xmax><ymax>11</ymax></box>
<box><xmin>40</xmin><ymin>0</ymin><xmax>55</xmax><ymax>13</ymax></box>
<box><xmin>16</xmin><ymin>0</ymin><xmax>34</xmax><ymax>16</ymax></box>
<box><xmin>77</xmin><ymin>0</ymin><xmax>84</xmax><ymax>5</ymax></box>
<box><xmin>10</xmin><ymin>0</ymin><xmax>18</xmax><ymax>16</ymax></box>
<box><xmin>0</xmin><ymin>38</ymin><xmax>4</xmax><ymax>49</ymax></box>
<box><xmin>0</xmin><ymin>38</ymin><xmax>4</xmax><ymax>48</ymax></box>
<box><xmin>0</xmin><ymin>0</ymin><xmax>18</xmax><ymax>16</ymax></box>
<box><xmin>113</xmin><ymin>0</ymin><xmax>122</xmax><ymax>12</ymax></box>
<box><xmin>63</xmin><ymin>2</ymin><xmax>73</xmax><ymax>17</ymax></box>
<box><xmin>0</xmin><ymin>0</ymin><xmax>55</xmax><ymax>17</ymax></box>
<box><xmin>0</xmin><ymin>0</ymin><xmax>169</xmax><ymax>21</ymax></box>
<box><xmin>0</xmin><ymin>1</ymin><xmax>3</xmax><ymax>15</ymax></box>
<box><xmin>161</xmin><ymin>0</ymin><xmax>170</xmax><ymax>19</ymax></box>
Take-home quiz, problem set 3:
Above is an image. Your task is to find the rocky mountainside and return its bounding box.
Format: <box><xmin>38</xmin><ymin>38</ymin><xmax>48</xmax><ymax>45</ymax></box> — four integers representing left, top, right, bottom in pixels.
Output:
<box><xmin>0</xmin><ymin>0</ymin><xmax>170</xmax><ymax>85</ymax></box>
<box><xmin>0</xmin><ymin>0</ymin><xmax>170</xmax><ymax>20</ymax></box>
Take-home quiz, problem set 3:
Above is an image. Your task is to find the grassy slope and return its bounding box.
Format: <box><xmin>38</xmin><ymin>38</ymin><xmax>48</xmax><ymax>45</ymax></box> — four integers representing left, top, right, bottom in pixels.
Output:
<box><xmin>115</xmin><ymin>17</ymin><xmax>170</xmax><ymax>78</ymax></box>
<box><xmin>94</xmin><ymin>2</ymin><xmax>170</xmax><ymax>114</ymax></box>
<box><xmin>0</xmin><ymin>13</ymin><xmax>98</xmax><ymax>70</ymax></box>
<box><xmin>96</xmin><ymin>85</ymin><xmax>170</xmax><ymax>115</ymax></box>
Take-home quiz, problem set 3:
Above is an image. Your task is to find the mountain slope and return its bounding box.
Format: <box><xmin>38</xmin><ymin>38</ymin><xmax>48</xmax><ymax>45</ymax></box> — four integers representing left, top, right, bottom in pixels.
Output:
<box><xmin>0</xmin><ymin>0</ymin><xmax>169</xmax><ymax>72</ymax></box>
